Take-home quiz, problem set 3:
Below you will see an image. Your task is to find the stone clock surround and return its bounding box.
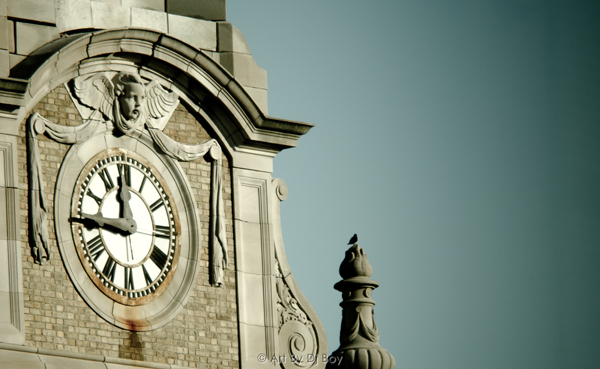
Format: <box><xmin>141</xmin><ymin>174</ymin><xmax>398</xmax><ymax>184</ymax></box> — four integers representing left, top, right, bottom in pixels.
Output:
<box><xmin>0</xmin><ymin>28</ymin><xmax>327</xmax><ymax>369</ymax></box>
<box><xmin>54</xmin><ymin>131</ymin><xmax>198</xmax><ymax>331</ymax></box>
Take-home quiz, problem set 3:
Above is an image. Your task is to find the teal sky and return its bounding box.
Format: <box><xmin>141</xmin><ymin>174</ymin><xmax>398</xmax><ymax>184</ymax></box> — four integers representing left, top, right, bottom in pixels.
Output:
<box><xmin>227</xmin><ymin>1</ymin><xmax>600</xmax><ymax>368</ymax></box>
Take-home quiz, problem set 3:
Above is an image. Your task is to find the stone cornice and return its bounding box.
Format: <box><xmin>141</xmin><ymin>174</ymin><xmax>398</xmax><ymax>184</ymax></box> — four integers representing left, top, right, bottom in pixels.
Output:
<box><xmin>0</xmin><ymin>29</ymin><xmax>313</xmax><ymax>152</ymax></box>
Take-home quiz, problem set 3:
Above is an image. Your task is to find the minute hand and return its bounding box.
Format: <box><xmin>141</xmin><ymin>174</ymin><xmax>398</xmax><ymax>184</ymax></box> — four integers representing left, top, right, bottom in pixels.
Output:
<box><xmin>80</xmin><ymin>212</ymin><xmax>137</xmax><ymax>234</ymax></box>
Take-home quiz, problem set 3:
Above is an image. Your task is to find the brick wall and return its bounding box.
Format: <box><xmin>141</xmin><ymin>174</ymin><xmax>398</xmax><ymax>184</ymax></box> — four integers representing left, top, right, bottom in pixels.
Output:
<box><xmin>16</xmin><ymin>84</ymin><xmax>238</xmax><ymax>368</ymax></box>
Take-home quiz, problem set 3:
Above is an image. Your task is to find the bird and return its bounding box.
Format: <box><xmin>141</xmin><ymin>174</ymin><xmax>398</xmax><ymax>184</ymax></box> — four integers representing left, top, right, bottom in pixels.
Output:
<box><xmin>348</xmin><ymin>234</ymin><xmax>358</xmax><ymax>245</ymax></box>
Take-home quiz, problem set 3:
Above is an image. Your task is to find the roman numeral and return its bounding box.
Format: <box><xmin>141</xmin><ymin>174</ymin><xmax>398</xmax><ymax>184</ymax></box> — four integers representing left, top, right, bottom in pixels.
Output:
<box><xmin>142</xmin><ymin>265</ymin><xmax>153</xmax><ymax>286</ymax></box>
<box><xmin>150</xmin><ymin>199</ymin><xmax>164</xmax><ymax>212</ymax></box>
<box><xmin>149</xmin><ymin>246</ymin><xmax>167</xmax><ymax>268</ymax></box>
<box><xmin>124</xmin><ymin>267</ymin><xmax>134</xmax><ymax>290</ymax></box>
<box><xmin>98</xmin><ymin>168</ymin><xmax>114</xmax><ymax>192</ymax></box>
<box><xmin>86</xmin><ymin>189</ymin><xmax>102</xmax><ymax>206</ymax></box>
<box><xmin>117</xmin><ymin>162</ymin><xmax>131</xmax><ymax>187</ymax></box>
<box><xmin>87</xmin><ymin>235</ymin><xmax>104</xmax><ymax>261</ymax></box>
<box><xmin>139</xmin><ymin>176</ymin><xmax>147</xmax><ymax>193</ymax></box>
<box><xmin>155</xmin><ymin>225</ymin><xmax>171</xmax><ymax>239</ymax></box>
<box><xmin>102</xmin><ymin>257</ymin><xmax>117</xmax><ymax>282</ymax></box>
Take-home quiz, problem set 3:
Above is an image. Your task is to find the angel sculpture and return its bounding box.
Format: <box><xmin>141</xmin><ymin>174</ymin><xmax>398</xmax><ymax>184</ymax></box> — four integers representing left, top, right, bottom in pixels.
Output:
<box><xmin>27</xmin><ymin>72</ymin><xmax>228</xmax><ymax>286</ymax></box>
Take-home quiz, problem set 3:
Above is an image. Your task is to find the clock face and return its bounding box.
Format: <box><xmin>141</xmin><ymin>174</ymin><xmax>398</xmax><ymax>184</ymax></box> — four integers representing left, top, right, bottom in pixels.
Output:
<box><xmin>72</xmin><ymin>149</ymin><xmax>180</xmax><ymax>305</ymax></box>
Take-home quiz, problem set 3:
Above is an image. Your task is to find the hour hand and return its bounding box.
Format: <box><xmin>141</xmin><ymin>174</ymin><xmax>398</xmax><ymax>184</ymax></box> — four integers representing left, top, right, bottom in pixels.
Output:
<box><xmin>118</xmin><ymin>170</ymin><xmax>133</xmax><ymax>220</ymax></box>
<box><xmin>79</xmin><ymin>212</ymin><xmax>137</xmax><ymax>234</ymax></box>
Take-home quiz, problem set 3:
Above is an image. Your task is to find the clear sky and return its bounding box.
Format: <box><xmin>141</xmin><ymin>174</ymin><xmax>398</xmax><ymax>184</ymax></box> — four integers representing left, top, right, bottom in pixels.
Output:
<box><xmin>227</xmin><ymin>1</ymin><xmax>600</xmax><ymax>368</ymax></box>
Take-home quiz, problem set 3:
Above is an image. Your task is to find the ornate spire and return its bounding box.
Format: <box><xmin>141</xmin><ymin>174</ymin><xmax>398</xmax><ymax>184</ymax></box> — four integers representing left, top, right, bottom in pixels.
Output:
<box><xmin>326</xmin><ymin>242</ymin><xmax>396</xmax><ymax>369</ymax></box>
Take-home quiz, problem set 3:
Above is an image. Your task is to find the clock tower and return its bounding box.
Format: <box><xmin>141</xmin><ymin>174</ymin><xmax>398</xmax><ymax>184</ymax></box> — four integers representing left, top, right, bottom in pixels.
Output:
<box><xmin>0</xmin><ymin>2</ymin><xmax>326</xmax><ymax>368</ymax></box>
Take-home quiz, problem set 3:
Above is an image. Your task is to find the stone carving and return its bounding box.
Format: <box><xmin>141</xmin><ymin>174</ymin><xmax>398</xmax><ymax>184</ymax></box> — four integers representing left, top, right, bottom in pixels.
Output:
<box><xmin>27</xmin><ymin>72</ymin><xmax>228</xmax><ymax>286</ymax></box>
<box><xmin>276</xmin><ymin>260</ymin><xmax>319</xmax><ymax>368</ymax></box>
<box><xmin>326</xmin><ymin>242</ymin><xmax>395</xmax><ymax>369</ymax></box>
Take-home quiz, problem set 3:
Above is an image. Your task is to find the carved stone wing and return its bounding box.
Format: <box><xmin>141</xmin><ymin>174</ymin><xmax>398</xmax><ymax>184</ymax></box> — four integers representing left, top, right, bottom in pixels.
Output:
<box><xmin>70</xmin><ymin>73</ymin><xmax>115</xmax><ymax>121</ymax></box>
<box><xmin>145</xmin><ymin>80</ymin><xmax>179</xmax><ymax>131</ymax></box>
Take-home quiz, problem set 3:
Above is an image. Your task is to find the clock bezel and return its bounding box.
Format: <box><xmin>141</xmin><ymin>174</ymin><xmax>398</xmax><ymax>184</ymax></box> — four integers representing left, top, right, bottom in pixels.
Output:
<box><xmin>55</xmin><ymin>131</ymin><xmax>201</xmax><ymax>331</ymax></box>
<box><xmin>72</xmin><ymin>148</ymin><xmax>181</xmax><ymax>306</ymax></box>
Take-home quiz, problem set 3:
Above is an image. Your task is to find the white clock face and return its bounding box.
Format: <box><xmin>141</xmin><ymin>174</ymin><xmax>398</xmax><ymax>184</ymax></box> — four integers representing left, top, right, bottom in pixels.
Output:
<box><xmin>72</xmin><ymin>149</ymin><xmax>180</xmax><ymax>305</ymax></box>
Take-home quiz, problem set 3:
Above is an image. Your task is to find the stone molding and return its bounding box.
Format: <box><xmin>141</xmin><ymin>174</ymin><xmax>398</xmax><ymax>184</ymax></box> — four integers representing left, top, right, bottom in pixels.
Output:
<box><xmin>0</xmin><ymin>135</ymin><xmax>24</xmax><ymax>345</ymax></box>
<box><xmin>0</xmin><ymin>342</ymin><xmax>190</xmax><ymax>369</ymax></box>
<box><xmin>270</xmin><ymin>178</ymin><xmax>328</xmax><ymax>369</ymax></box>
<box><xmin>0</xmin><ymin>29</ymin><xmax>312</xmax><ymax>152</ymax></box>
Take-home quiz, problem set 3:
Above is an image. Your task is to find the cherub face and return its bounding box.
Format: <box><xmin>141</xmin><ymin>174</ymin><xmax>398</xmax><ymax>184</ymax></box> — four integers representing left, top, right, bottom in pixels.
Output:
<box><xmin>119</xmin><ymin>83</ymin><xmax>146</xmax><ymax>120</ymax></box>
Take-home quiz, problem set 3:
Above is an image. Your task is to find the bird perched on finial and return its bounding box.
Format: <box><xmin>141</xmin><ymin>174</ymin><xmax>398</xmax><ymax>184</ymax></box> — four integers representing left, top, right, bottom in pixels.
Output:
<box><xmin>348</xmin><ymin>234</ymin><xmax>358</xmax><ymax>245</ymax></box>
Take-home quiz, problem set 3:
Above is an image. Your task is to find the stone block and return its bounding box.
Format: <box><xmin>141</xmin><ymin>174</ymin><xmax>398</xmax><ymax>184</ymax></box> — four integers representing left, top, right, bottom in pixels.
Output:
<box><xmin>236</xmin><ymin>271</ymin><xmax>265</xmax><ymax>326</ymax></box>
<box><xmin>15</xmin><ymin>22</ymin><xmax>59</xmax><ymax>56</ymax></box>
<box><xmin>0</xmin><ymin>49</ymin><xmax>8</xmax><ymax>78</ymax></box>
<box><xmin>0</xmin><ymin>240</ymin><xmax>7</xmax><ymax>292</ymax></box>
<box><xmin>217</xmin><ymin>22</ymin><xmax>233</xmax><ymax>53</ymax></box>
<box><xmin>123</xmin><ymin>0</ymin><xmax>164</xmax><ymax>11</ymax></box>
<box><xmin>238</xmin><ymin>322</ymin><xmax>269</xmax><ymax>369</ymax></box>
<box><xmin>8</xmin><ymin>53</ymin><xmax>24</xmax><ymax>69</ymax></box>
<box><xmin>225</xmin><ymin>79</ymin><xmax>262</xmax><ymax>122</ymax></box>
<box><xmin>166</xmin><ymin>0</ymin><xmax>225</xmax><ymax>21</ymax></box>
<box><xmin>130</xmin><ymin>7</ymin><xmax>168</xmax><ymax>34</ymax></box>
<box><xmin>38</xmin><ymin>354</ymin><xmax>107</xmax><ymax>369</ymax></box>
<box><xmin>0</xmin><ymin>0</ymin><xmax>6</xmax><ymax>17</ymax></box>
<box><xmin>7</xmin><ymin>0</ymin><xmax>55</xmax><ymax>24</ymax></box>
<box><xmin>235</xmin><ymin>219</ymin><xmax>263</xmax><ymax>275</ymax></box>
<box><xmin>238</xmin><ymin>183</ymin><xmax>261</xmax><ymax>223</ymax></box>
<box><xmin>217</xmin><ymin>23</ymin><xmax>251</xmax><ymax>55</ymax></box>
<box><xmin>244</xmin><ymin>86</ymin><xmax>268</xmax><ymax>115</ymax></box>
<box><xmin>56</xmin><ymin>0</ymin><xmax>93</xmax><ymax>33</ymax></box>
<box><xmin>7</xmin><ymin>19</ymin><xmax>12</xmax><ymax>53</ymax></box>
<box><xmin>219</xmin><ymin>52</ymin><xmax>268</xmax><ymax>90</ymax></box>
<box><xmin>0</xmin><ymin>349</ymin><xmax>45</xmax><ymax>369</ymax></box>
<box><xmin>94</xmin><ymin>0</ymin><xmax>119</xmax><ymax>4</ymax></box>
<box><xmin>0</xmin><ymin>189</ymin><xmax>6</xmax><ymax>239</ymax></box>
<box><xmin>0</xmin><ymin>16</ymin><xmax>7</xmax><ymax>50</ymax></box>
<box><xmin>91</xmin><ymin>1</ymin><xmax>130</xmax><ymax>30</ymax></box>
<box><xmin>167</xmin><ymin>13</ymin><xmax>217</xmax><ymax>51</ymax></box>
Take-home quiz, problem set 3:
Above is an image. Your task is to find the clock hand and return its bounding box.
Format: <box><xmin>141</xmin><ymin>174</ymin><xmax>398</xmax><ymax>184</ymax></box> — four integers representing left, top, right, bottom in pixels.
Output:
<box><xmin>118</xmin><ymin>166</ymin><xmax>134</xmax><ymax>221</ymax></box>
<box><xmin>126</xmin><ymin>235</ymin><xmax>134</xmax><ymax>261</ymax></box>
<box><xmin>136</xmin><ymin>227</ymin><xmax>178</xmax><ymax>237</ymax></box>
<box><xmin>80</xmin><ymin>212</ymin><xmax>138</xmax><ymax>234</ymax></box>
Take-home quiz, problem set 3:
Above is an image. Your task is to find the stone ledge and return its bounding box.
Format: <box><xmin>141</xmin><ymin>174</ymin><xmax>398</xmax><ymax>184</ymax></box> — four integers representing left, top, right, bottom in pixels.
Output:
<box><xmin>0</xmin><ymin>342</ymin><xmax>190</xmax><ymax>369</ymax></box>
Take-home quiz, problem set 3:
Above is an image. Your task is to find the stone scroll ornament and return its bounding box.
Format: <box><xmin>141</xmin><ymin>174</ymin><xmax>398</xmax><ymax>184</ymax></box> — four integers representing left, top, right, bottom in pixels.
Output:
<box><xmin>275</xmin><ymin>260</ymin><xmax>319</xmax><ymax>369</ymax></box>
<box><xmin>27</xmin><ymin>72</ymin><xmax>228</xmax><ymax>286</ymax></box>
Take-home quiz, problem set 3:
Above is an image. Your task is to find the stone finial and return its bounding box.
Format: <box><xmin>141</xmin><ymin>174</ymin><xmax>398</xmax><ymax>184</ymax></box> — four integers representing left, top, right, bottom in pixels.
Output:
<box><xmin>339</xmin><ymin>244</ymin><xmax>373</xmax><ymax>279</ymax></box>
<box><xmin>326</xmin><ymin>242</ymin><xmax>396</xmax><ymax>369</ymax></box>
